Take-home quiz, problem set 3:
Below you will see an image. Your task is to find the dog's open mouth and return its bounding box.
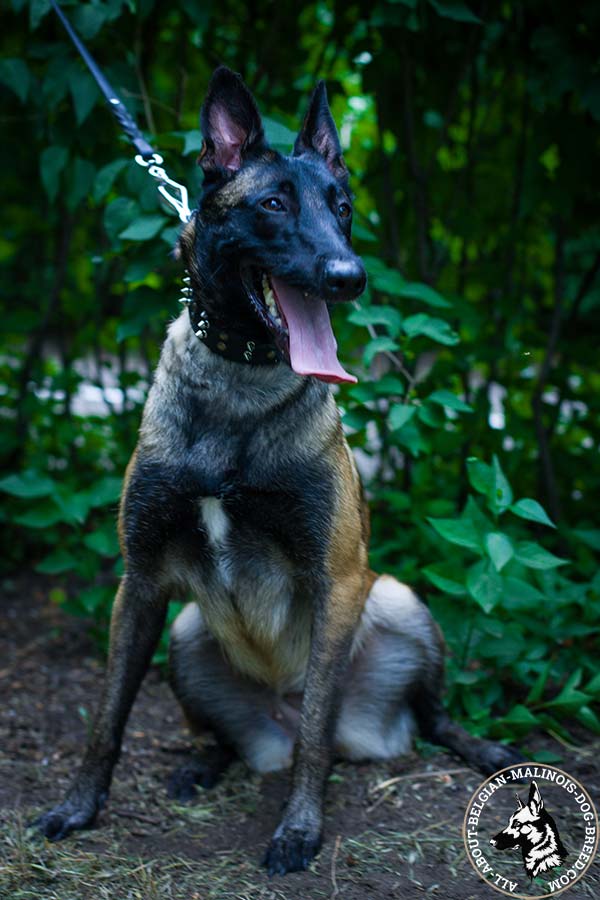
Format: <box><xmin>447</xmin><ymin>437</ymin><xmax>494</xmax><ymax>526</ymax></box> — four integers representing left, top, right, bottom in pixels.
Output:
<box><xmin>242</xmin><ymin>268</ymin><xmax>357</xmax><ymax>384</ymax></box>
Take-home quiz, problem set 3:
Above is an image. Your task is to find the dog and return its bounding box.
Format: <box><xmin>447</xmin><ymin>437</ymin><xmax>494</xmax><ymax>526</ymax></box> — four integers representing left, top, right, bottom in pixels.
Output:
<box><xmin>490</xmin><ymin>781</ymin><xmax>568</xmax><ymax>879</ymax></box>
<box><xmin>34</xmin><ymin>66</ymin><xmax>521</xmax><ymax>875</ymax></box>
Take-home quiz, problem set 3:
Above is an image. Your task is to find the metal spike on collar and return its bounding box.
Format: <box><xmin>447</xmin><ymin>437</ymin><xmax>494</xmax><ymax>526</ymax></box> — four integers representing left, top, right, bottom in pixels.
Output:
<box><xmin>195</xmin><ymin>309</ymin><xmax>209</xmax><ymax>339</ymax></box>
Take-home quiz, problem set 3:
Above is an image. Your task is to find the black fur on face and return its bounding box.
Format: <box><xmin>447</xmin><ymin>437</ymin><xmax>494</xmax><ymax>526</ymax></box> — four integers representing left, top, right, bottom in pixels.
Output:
<box><xmin>180</xmin><ymin>67</ymin><xmax>366</xmax><ymax>350</ymax></box>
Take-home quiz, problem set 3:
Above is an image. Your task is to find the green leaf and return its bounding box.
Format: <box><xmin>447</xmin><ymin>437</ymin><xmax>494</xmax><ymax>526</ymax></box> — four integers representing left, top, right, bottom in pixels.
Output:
<box><xmin>402</xmin><ymin>314</ymin><xmax>459</xmax><ymax>345</ymax></box>
<box><xmin>466</xmin><ymin>559</ymin><xmax>503</xmax><ymax>612</ymax></box>
<box><xmin>417</xmin><ymin>402</ymin><xmax>445</xmax><ymax>427</ymax></box>
<box><xmin>428</xmin><ymin>0</ymin><xmax>481</xmax><ymax>24</ymax></box>
<box><xmin>395</xmin><ymin>281</ymin><xmax>451</xmax><ymax>308</ymax></box>
<box><xmin>66</xmin><ymin>157</ymin><xmax>96</xmax><ymax>211</ymax></box>
<box><xmin>352</xmin><ymin>221</ymin><xmax>378</xmax><ymax>243</ymax></box>
<box><xmin>466</xmin><ymin>457</ymin><xmax>493</xmax><ymax>495</ymax></box>
<box><xmin>40</xmin><ymin>146</ymin><xmax>68</xmax><ymax>203</ymax></box>
<box><xmin>427</xmin><ymin>389</ymin><xmax>473</xmax><ymax>412</ymax></box>
<box><xmin>542</xmin><ymin>685</ymin><xmax>590</xmax><ymax>713</ymax></box>
<box><xmin>104</xmin><ymin>197</ymin><xmax>140</xmax><ymax>243</ymax></box>
<box><xmin>466</xmin><ymin>456</ymin><xmax>513</xmax><ymax>515</ymax></box>
<box><xmin>36</xmin><ymin>550</ymin><xmax>79</xmax><ymax>575</ymax></box>
<box><xmin>14</xmin><ymin>503</ymin><xmax>65</xmax><ymax>528</ymax></box>
<box><xmin>348</xmin><ymin>304</ymin><xmax>403</xmax><ymax>337</ymax></box>
<box><xmin>427</xmin><ymin>516</ymin><xmax>482</xmax><ymax>553</ymax></box>
<box><xmin>89</xmin><ymin>476</ymin><xmax>123</xmax><ymax>508</ymax></box>
<box><xmin>388</xmin><ymin>404</ymin><xmax>417</xmax><ymax>431</ymax></box>
<box><xmin>262</xmin><ymin>116</ymin><xmax>297</xmax><ymax>150</ymax></box>
<box><xmin>93</xmin><ymin>158</ymin><xmax>128</xmax><ymax>202</ymax></box>
<box><xmin>363</xmin><ymin>256</ymin><xmax>406</xmax><ymax>295</ymax></box>
<box><xmin>363</xmin><ymin>336</ymin><xmax>399</xmax><ymax>367</ymax></box>
<box><xmin>182</xmin><ymin>130</ymin><xmax>203</xmax><ymax>155</ymax></box>
<box><xmin>393</xmin><ymin>419</ymin><xmax>429</xmax><ymax>456</ymax></box>
<box><xmin>514</xmin><ymin>541</ymin><xmax>568</xmax><ymax>570</ymax></box>
<box><xmin>83</xmin><ymin>527</ymin><xmax>120</xmax><ymax>557</ymax></box>
<box><xmin>572</xmin><ymin>529</ymin><xmax>600</xmax><ymax>550</ymax></box>
<box><xmin>69</xmin><ymin>69</ymin><xmax>98</xmax><ymax>125</ymax></box>
<box><xmin>509</xmin><ymin>498</ymin><xmax>556</xmax><ymax>529</ymax></box>
<box><xmin>0</xmin><ymin>470</ymin><xmax>55</xmax><ymax>498</ymax></box>
<box><xmin>485</xmin><ymin>532</ymin><xmax>514</xmax><ymax>571</ymax></box>
<box><xmin>526</xmin><ymin>659</ymin><xmax>553</xmax><ymax>704</ymax></box>
<box><xmin>584</xmin><ymin>673</ymin><xmax>600</xmax><ymax>697</ymax></box>
<box><xmin>72</xmin><ymin>4</ymin><xmax>108</xmax><ymax>39</ymax></box>
<box><xmin>577</xmin><ymin>706</ymin><xmax>600</xmax><ymax>735</ymax></box>
<box><xmin>119</xmin><ymin>215</ymin><xmax>168</xmax><ymax>241</ymax></box>
<box><xmin>0</xmin><ymin>58</ymin><xmax>30</xmax><ymax>103</ymax></box>
<box><xmin>499</xmin><ymin>704</ymin><xmax>539</xmax><ymax>728</ymax></box>
<box><xmin>462</xmin><ymin>495</ymin><xmax>494</xmax><ymax>537</ymax></box>
<box><xmin>53</xmin><ymin>488</ymin><xmax>93</xmax><ymax>525</ymax></box>
<box><xmin>30</xmin><ymin>0</ymin><xmax>51</xmax><ymax>30</ymax></box>
<box><xmin>490</xmin><ymin>455</ymin><xmax>513</xmax><ymax>513</ymax></box>
<box><xmin>502</xmin><ymin>576</ymin><xmax>545</xmax><ymax>609</ymax></box>
<box><xmin>423</xmin><ymin>562</ymin><xmax>467</xmax><ymax>596</ymax></box>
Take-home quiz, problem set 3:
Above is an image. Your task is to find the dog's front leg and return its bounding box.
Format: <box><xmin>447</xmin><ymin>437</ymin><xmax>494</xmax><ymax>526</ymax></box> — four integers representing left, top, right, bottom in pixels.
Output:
<box><xmin>263</xmin><ymin>573</ymin><xmax>363</xmax><ymax>875</ymax></box>
<box><xmin>34</xmin><ymin>573</ymin><xmax>168</xmax><ymax>840</ymax></box>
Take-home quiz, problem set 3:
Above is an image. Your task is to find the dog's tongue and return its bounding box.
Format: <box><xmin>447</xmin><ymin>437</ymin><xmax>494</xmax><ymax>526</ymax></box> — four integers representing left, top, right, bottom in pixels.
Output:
<box><xmin>271</xmin><ymin>278</ymin><xmax>356</xmax><ymax>384</ymax></box>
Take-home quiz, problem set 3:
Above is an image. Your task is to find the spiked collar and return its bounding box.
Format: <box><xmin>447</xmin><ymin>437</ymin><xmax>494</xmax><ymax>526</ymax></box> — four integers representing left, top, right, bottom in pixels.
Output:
<box><xmin>179</xmin><ymin>272</ymin><xmax>281</xmax><ymax>366</ymax></box>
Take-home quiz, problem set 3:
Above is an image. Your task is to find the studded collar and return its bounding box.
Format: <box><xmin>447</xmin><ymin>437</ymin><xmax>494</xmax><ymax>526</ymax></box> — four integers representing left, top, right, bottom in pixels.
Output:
<box><xmin>179</xmin><ymin>271</ymin><xmax>281</xmax><ymax>366</ymax></box>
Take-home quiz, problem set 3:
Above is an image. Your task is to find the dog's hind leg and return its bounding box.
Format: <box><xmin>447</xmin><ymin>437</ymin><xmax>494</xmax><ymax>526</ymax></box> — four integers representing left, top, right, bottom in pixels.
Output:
<box><xmin>168</xmin><ymin>603</ymin><xmax>295</xmax><ymax>798</ymax></box>
<box><xmin>335</xmin><ymin>574</ymin><xmax>523</xmax><ymax>775</ymax></box>
<box><xmin>411</xmin><ymin>687</ymin><xmax>525</xmax><ymax>776</ymax></box>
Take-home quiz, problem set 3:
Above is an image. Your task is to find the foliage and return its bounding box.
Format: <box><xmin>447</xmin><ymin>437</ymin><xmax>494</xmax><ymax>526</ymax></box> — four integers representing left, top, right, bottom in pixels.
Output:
<box><xmin>1</xmin><ymin>1</ymin><xmax>599</xmax><ymax>740</ymax></box>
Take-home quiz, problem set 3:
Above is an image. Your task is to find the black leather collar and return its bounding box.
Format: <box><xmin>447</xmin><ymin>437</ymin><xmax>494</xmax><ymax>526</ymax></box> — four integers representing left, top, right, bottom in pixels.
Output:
<box><xmin>180</xmin><ymin>278</ymin><xmax>281</xmax><ymax>366</ymax></box>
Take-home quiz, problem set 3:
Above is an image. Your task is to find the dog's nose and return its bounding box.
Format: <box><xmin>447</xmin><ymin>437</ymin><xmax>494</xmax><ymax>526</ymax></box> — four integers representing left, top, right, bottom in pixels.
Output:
<box><xmin>322</xmin><ymin>258</ymin><xmax>366</xmax><ymax>300</ymax></box>
<box><xmin>489</xmin><ymin>839</ymin><xmax>496</xmax><ymax>846</ymax></box>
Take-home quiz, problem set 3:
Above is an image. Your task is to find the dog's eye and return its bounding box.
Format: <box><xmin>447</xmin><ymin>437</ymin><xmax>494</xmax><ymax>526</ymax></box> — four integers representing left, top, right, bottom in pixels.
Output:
<box><xmin>261</xmin><ymin>197</ymin><xmax>285</xmax><ymax>212</ymax></box>
<box><xmin>338</xmin><ymin>202</ymin><xmax>352</xmax><ymax>219</ymax></box>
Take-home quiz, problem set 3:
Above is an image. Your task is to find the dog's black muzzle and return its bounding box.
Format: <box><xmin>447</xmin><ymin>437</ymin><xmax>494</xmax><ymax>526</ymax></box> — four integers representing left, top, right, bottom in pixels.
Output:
<box><xmin>320</xmin><ymin>256</ymin><xmax>366</xmax><ymax>302</ymax></box>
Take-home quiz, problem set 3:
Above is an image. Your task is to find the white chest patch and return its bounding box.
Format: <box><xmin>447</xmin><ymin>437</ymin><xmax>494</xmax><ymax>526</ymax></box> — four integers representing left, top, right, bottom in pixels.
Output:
<box><xmin>199</xmin><ymin>497</ymin><xmax>229</xmax><ymax>546</ymax></box>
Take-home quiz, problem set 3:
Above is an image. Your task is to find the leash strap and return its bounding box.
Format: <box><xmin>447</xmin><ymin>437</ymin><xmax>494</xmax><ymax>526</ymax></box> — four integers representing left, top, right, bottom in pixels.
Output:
<box><xmin>50</xmin><ymin>0</ymin><xmax>191</xmax><ymax>222</ymax></box>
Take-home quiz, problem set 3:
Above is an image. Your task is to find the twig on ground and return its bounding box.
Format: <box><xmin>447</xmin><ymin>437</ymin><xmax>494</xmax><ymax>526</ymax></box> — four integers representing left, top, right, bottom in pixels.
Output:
<box><xmin>330</xmin><ymin>833</ymin><xmax>342</xmax><ymax>899</ymax></box>
<box><xmin>371</xmin><ymin>767</ymin><xmax>470</xmax><ymax>794</ymax></box>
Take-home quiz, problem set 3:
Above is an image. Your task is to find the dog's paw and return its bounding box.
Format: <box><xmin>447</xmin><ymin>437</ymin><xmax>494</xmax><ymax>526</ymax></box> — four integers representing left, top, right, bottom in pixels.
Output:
<box><xmin>262</xmin><ymin>826</ymin><xmax>322</xmax><ymax>876</ymax></box>
<box><xmin>30</xmin><ymin>794</ymin><xmax>103</xmax><ymax>842</ymax></box>
<box><xmin>167</xmin><ymin>747</ymin><xmax>235</xmax><ymax>801</ymax></box>
<box><xmin>477</xmin><ymin>742</ymin><xmax>526</xmax><ymax>777</ymax></box>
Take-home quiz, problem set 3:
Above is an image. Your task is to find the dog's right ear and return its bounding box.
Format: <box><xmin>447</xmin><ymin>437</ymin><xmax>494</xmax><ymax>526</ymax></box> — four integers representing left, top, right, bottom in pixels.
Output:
<box><xmin>199</xmin><ymin>67</ymin><xmax>266</xmax><ymax>177</ymax></box>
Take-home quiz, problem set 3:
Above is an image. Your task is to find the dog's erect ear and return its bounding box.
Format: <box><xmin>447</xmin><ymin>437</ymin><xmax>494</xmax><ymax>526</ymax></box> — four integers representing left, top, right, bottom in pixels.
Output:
<box><xmin>528</xmin><ymin>781</ymin><xmax>543</xmax><ymax>815</ymax></box>
<box><xmin>293</xmin><ymin>82</ymin><xmax>348</xmax><ymax>182</ymax></box>
<box><xmin>199</xmin><ymin>67</ymin><xmax>266</xmax><ymax>175</ymax></box>
<box><xmin>515</xmin><ymin>792</ymin><xmax>524</xmax><ymax>810</ymax></box>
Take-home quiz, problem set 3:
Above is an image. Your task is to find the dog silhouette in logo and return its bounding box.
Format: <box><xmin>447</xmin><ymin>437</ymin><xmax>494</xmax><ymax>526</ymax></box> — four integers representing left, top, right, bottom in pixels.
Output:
<box><xmin>490</xmin><ymin>780</ymin><xmax>568</xmax><ymax>879</ymax></box>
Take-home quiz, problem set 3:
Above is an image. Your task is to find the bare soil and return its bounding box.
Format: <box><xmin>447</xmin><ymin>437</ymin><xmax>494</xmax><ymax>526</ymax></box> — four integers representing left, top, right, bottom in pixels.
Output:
<box><xmin>1</xmin><ymin>574</ymin><xmax>598</xmax><ymax>900</ymax></box>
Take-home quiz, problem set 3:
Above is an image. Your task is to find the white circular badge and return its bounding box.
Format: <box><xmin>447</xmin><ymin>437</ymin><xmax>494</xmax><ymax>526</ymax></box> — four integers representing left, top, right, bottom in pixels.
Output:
<box><xmin>463</xmin><ymin>763</ymin><xmax>598</xmax><ymax>898</ymax></box>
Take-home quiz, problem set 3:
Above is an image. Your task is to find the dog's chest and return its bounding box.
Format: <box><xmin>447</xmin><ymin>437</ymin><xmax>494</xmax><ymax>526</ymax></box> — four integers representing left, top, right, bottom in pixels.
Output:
<box><xmin>188</xmin><ymin>494</ymin><xmax>311</xmax><ymax>691</ymax></box>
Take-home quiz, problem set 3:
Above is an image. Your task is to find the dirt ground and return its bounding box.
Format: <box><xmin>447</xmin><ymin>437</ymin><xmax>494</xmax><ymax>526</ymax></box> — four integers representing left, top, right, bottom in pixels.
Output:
<box><xmin>1</xmin><ymin>575</ymin><xmax>598</xmax><ymax>900</ymax></box>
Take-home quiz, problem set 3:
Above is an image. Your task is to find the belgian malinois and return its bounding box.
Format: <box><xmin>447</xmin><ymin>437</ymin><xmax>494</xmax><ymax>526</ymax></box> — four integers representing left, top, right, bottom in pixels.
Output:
<box><xmin>34</xmin><ymin>67</ymin><xmax>521</xmax><ymax>875</ymax></box>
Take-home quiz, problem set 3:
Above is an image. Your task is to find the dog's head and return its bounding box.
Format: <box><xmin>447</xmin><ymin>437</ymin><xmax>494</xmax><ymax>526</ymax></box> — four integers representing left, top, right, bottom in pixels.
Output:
<box><xmin>178</xmin><ymin>66</ymin><xmax>366</xmax><ymax>384</ymax></box>
<box><xmin>490</xmin><ymin>781</ymin><xmax>547</xmax><ymax>852</ymax></box>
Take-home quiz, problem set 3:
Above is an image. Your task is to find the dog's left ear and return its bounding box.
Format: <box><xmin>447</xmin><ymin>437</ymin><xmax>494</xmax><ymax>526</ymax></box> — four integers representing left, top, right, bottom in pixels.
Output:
<box><xmin>293</xmin><ymin>82</ymin><xmax>348</xmax><ymax>182</ymax></box>
<box><xmin>528</xmin><ymin>781</ymin><xmax>543</xmax><ymax>815</ymax></box>
<box><xmin>199</xmin><ymin>67</ymin><xmax>266</xmax><ymax>176</ymax></box>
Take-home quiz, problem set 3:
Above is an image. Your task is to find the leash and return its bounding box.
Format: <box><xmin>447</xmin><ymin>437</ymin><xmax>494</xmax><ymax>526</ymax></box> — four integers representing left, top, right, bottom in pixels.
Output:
<box><xmin>50</xmin><ymin>1</ymin><xmax>279</xmax><ymax>365</ymax></box>
<box><xmin>50</xmin><ymin>0</ymin><xmax>191</xmax><ymax>223</ymax></box>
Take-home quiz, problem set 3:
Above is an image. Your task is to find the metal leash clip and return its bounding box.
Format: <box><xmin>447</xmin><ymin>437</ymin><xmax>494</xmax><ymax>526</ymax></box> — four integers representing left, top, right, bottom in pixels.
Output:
<box><xmin>135</xmin><ymin>154</ymin><xmax>192</xmax><ymax>224</ymax></box>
